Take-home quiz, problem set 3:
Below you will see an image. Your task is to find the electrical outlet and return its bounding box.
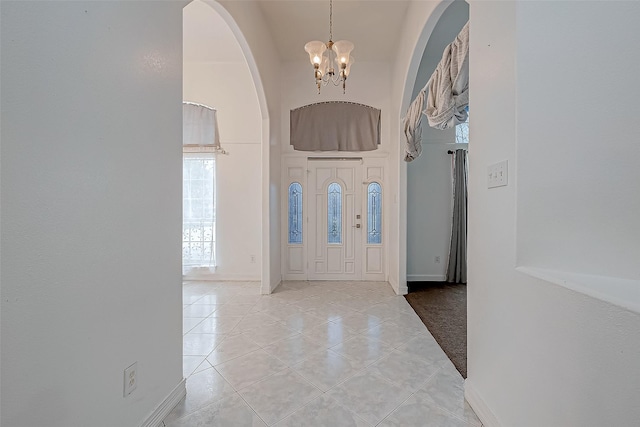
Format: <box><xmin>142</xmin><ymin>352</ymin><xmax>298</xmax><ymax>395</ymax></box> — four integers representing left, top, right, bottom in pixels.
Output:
<box><xmin>124</xmin><ymin>362</ymin><xmax>137</xmax><ymax>397</ymax></box>
<box><xmin>435</xmin><ymin>256</ymin><xmax>441</xmax><ymax>264</ymax></box>
<box><xmin>487</xmin><ymin>160</ymin><xmax>508</xmax><ymax>188</ymax></box>
<box><xmin>250</xmin><ymin>255</ymin><xmax>256</xmax><ymax>263</ymax></box>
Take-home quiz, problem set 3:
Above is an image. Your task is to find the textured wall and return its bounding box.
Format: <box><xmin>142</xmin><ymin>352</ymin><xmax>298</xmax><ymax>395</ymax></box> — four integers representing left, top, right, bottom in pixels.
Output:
<box><xmin>1</xmin><ymin>2</ymin><xmax>184</xmax><ymax>426</ymax></box>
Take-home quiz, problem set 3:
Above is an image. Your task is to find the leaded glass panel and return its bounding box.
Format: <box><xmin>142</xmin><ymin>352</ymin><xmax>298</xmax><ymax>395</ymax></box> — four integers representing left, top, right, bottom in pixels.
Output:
<box><xmin>367</xmin><ymin>182</ymin><xmax>382</xmax><ymax>244</ymax></box>
<box><xmin>327</xmin><ymin>182</ymin><xmax>342</xmax><ymax>244</ymax></box>
<box><xmin>288</xmin><ymin>182</ymin><xmax>303</xmax><ymax>244</ymax></box>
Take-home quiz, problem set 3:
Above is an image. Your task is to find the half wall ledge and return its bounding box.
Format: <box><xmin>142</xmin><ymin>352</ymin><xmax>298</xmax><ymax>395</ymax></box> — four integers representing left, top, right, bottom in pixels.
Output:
<box><xmin>516</xmin><ymin>266</ymin><xmax>640</xmax><ymax>315</ymax></box>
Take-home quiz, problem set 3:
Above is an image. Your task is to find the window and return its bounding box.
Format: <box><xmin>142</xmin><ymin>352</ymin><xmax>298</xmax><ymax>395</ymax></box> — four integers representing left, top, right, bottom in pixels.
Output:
<box><xmin>455</xmin><ymin>107</ymin><xmax>469</xmax><ymax>144</ymax></box>
<box><xmin>182</xmin><ymin>153</ymin><xmax>216</xmax><ymax>273</ymax></box>
<box><xmin>288</xmin><ymin>182</ymin><xmax>303</xmax><ymax>244</ymax></box>
<box><xmin>367</xmin><ymin>182</ymin><xmax>382</xmax><ymax>244</ymax></box>
<box><xmin>327</xmin><ymin>182</ymin><xmax>342</xmax><ymax>244</ymax></box>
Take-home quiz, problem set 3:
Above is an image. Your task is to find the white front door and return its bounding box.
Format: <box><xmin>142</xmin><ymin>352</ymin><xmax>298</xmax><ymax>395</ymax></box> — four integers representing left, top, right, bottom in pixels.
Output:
<box><xmin>307</xmin><ymin>160</ymin><xmax>363</xmax><ymax>280</ymax></box>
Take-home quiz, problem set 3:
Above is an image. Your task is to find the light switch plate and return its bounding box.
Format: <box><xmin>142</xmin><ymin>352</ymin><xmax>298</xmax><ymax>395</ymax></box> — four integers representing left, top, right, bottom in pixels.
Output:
<box><xmin>488</xmin><ymin>160</ymin><xmax>508</xmax><ymax>188</ymax></box>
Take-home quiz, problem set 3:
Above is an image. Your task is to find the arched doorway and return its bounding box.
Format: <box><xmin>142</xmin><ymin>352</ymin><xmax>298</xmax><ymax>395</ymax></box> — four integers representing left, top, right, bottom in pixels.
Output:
<box><xmin>183</xmin><ymin>0</ymin><xmax>271</xmax><ymax>293</ymax></box>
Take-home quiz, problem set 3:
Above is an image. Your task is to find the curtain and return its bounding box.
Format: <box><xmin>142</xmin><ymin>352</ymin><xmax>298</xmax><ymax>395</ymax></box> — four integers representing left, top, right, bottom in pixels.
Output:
<box><xmin>183</xmin><ymin>102</ymin><xmax>220</xmax><ymax>149</ymax></box>
<box><xmin>447</xmin><ymin>149</ymin><xmax>468</xmax><ymax>283</ymax></box>
<box><xmin>425</xmin><ymin>21</ymin><xmax>469</xmax><ymax>130</ymax></box>
<box><xmin>402</xmin><ymin>90</ymin><xmax>425</xmax><ymax>161</ymax></box>
<box><xmin>290</xmin><ymin>101</ymin><xmax>380</xmax><ymax>151</ymax></box>
<box><xmin>402</xmin><ymin>21</ymin><xmax>469</xmax><ymax>162</ymax></box>
<box><xmin>182</xmin><ymin>102</ymin><xmax>219</xmax><ymax>275</ymax></box>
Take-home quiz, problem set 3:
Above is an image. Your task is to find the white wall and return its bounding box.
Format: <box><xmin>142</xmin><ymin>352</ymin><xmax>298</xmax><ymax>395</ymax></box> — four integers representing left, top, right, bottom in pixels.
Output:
<box><xmin>216</xmin><ymin>0</ymin><xmax>282</xmax><ymax>292</ymax></box>
<box><xmin>465</xmin><ymin>1</ymin><xmax>640</xmax><ymax>426</ymax></box>
<box><xmin>183</xmin><ymin>62</ymin><xmax>262</xmax><ymax>279</ymax></box>
<box><xmin>406</xmin><ymin>0</ymin><xmax>468</xmax><ymax>282</ymax></box>
<box><xmin>184</xmin><ymin>1</ymin><xmax>263</xmax><ymax>280</ymax></box>
<box><xmin>0</xmin><ymin>2</ymin><xmax>184</xmax><ymax>426</ymax></box>
<box><xmin>515</xmin><ymin>1</ymin><xmax>640</xmax><ymax>281</ymax></box>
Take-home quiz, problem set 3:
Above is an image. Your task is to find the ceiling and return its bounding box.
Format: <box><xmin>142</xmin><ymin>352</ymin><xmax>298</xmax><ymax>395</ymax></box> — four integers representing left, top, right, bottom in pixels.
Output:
<box><xmin>258</xmin><ymin>1</ymin><xmax>411</xmax><ymax>62</ymax></box>
<box><xmin>184</xmin><ymin>0</ymin><xmax>413</xmax><ymax>63</ymax></box>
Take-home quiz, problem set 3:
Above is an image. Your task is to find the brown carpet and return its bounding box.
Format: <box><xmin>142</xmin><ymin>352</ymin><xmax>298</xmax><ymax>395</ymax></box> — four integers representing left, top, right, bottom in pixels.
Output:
<box><xmin>405</xmin><ymin>282</ymin><xmax>467</xmax><ymax>378</ymax></box>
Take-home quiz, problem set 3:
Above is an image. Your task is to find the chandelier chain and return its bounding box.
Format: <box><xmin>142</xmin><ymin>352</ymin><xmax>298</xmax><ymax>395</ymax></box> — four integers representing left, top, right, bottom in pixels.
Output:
<box><xmin>329</xmin><ymin>0</ymin><xmax>333</xmax><ymax>41</ymax></box>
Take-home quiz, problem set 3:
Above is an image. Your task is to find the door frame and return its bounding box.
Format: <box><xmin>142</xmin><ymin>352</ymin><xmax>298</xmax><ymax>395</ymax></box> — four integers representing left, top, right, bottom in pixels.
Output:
<box><xmin>281</xmin><ymin>154</ymin><xmax>387</xmax><ymax>281</ymax></box>
<box><xmin>306</xmin><ymin>159</ymin><xmax>364</xmax><ymax>281</ymax></box>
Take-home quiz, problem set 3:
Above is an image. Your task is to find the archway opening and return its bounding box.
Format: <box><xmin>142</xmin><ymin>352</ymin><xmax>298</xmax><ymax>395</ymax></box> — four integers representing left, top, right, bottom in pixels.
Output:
<box><xmin>182</xmin><ymin>0</ymin><xmax>269</xmax><ymax>289</ymax></box>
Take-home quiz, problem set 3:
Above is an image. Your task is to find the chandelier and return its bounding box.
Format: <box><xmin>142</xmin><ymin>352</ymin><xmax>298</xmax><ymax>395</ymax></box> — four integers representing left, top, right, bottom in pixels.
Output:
<box><xmin>304</xmin><ymin>0</ymin><xmax>354</xmax><ymax>94</ymax></box>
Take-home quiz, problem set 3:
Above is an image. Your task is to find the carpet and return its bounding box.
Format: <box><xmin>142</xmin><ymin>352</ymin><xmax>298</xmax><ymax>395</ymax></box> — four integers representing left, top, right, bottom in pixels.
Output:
<box><xmin>405</xmin><ymin>281</ymin><xmax>467</xmax><ymax>378</ymax></box>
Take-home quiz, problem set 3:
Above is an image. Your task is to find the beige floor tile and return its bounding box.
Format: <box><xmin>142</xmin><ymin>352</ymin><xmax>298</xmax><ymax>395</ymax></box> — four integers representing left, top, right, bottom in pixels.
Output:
<box><xmin>166</xmin><ymin>281</ymin><xmax>480</xmax><ymax>427</ymax></box>
<box><xmin>239</xmin><ymin>368</ymin><xmax>321</xmax><ymax>425</ymax></box>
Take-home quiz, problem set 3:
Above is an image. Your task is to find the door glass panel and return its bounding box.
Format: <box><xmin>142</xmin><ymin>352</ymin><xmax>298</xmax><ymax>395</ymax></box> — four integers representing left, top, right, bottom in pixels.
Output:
<box><xmin>327</xmin><ymin>182</ymin><xmax>342</xmax><ymax>244</ymax></box>
<box><xmin>367</xmin><ymin>182</ymin><xmax>382</xmax><ymax>244</ymax></box>
<box><xmin>288</xmin><ymin>182</ymin><xmax>303</xmax><ymax>244</ymax></box>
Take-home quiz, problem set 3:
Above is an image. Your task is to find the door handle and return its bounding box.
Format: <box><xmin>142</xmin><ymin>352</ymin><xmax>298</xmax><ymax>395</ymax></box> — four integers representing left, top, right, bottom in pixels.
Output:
<box><xmin>352</xmin><ymin>224</ymin><xmax>361</xmax><ymax>228</ymax></box>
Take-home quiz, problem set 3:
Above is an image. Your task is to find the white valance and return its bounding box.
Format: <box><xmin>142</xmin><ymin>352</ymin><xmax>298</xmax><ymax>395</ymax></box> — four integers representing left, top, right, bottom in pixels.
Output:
<box><xmin>183</xmin><ymin>102</ymin><xmax>221</xmax><ymax>148</ymax></box>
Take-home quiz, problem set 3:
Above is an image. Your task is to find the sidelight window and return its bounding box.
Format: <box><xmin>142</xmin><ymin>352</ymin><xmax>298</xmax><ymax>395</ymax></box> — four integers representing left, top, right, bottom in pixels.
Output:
<box><xmin>367</xmin><ymin>182</ymin><xmax>382</xmax><ymax>244</ymax></box>
<box><xmin>288</xmin><ymin>182</ymin><xmax>303</xmax><ymax>244</ymax></box>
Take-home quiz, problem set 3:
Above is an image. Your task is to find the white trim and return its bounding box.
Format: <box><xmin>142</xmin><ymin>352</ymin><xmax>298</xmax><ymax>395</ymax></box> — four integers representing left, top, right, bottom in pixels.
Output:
<box><xmin>464</xmin><ymin>378</ymin><xmax>501</xmax><ymax>427</ymax></box>
<box><xmin>282</xmin><ymin>273</ymin><xmax>307</xmax><ymax>281</ymax></box>
<box><xmin>398</xmin><ymin>284</ymin><xmax>408</xmax><ymax>296</ymax></box>
<box><xmin>389</xmin><ymin>274</ymin><xmax>401</xmax><ymax>295</ymax></box>
<box><xmin>139</xmin><ymin>379</ymin><xmax>186</xmax><ymax>427</ymax></box>
<box><xmin>267</xmin><ymin>278</ymin><xmax>282</xmax><ymax>295</ymax></box>
<box><xmin>407</xmin><ymin>274</ymin><xmax>446</xmax><ymax>282</ymax></box>
<box><xmin>281</xmin><ymin>151</ymin><xmax>391</xmax><ymax>160</ymax></box>
<box><xmin>183</xmin><ymin>273</ymin><xmax>261</xmax><ymax>282</ymax></box>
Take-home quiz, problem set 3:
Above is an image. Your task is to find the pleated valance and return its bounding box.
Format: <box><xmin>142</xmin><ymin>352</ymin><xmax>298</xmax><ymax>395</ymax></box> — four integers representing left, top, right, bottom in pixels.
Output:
<box><xmin>290</xmin><ymin>101</ymin><xmax>380</xmax><ymax>151</ymax></box>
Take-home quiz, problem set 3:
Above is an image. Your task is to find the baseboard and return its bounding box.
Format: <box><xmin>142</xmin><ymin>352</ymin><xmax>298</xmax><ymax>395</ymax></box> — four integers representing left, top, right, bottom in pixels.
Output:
<box><xmin>139</xmin><ymin>379</ymin><xmax>186</xmax><ymax>427</ymax></box>
<box><xmin>407</xmin><ymin>274</ymin><xmax>446</xmax><ymax>281</ymax></box>
<box><xmin>388</xmin><ymin>275</ymin><xmax>400</xmax><ymax>295</ymax></box>
<box><xmin>265</xmin><ymin>278</ymin><xmax>281</xmax><ymax>295</ymax></box>
<box><xmin>464</xmin><ymin>378</ymin><xmax>501</xmax><ymax>427</ymax></box>
<box><xmin>183</xmin><ymin>273</ymin><xmax>261</xmax><ymax>281</ymax></box>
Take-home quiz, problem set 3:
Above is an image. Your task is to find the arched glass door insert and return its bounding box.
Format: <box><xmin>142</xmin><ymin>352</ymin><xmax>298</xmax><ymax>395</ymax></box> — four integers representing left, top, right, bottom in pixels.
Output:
<box><xmin>327</xmin><ymin>182</ymin><xmax>342</xmax><ymax>244</ymax></box>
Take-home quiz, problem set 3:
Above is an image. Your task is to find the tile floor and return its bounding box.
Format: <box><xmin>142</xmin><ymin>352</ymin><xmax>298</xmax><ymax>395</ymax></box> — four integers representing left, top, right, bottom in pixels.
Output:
<box><xmin>164</xmin><ymin>281</ymin><xmax>482</xmax><ymax>427</ymax></box>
